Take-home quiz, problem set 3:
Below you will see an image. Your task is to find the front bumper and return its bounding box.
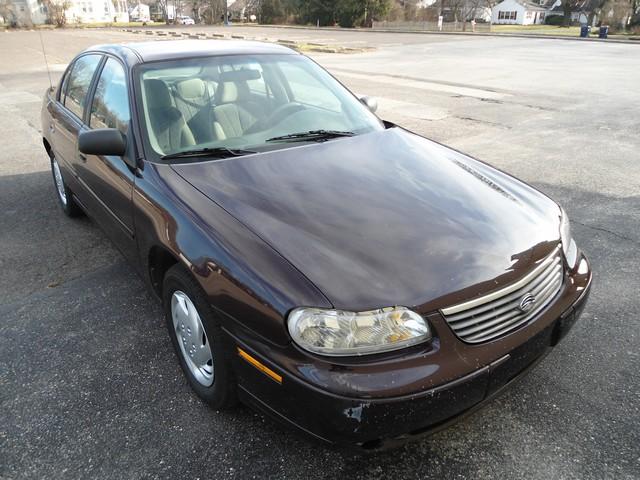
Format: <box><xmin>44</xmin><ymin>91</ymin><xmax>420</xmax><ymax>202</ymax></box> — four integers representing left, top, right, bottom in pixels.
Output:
<box><xmin>230</xmin><ymin>254</ymin><xmax>592</xmax><ymax>450</ymax></box>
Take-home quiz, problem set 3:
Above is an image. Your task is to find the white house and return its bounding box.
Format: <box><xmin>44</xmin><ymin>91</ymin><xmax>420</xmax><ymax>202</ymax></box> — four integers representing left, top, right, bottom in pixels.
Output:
<box><xmin>491</xmin><ymin>0</ymin><xmax>548</xmax><ymax>24</ymax></box>
<box><xmin>2</xmin><ymin>0</ymin><xmax>48</xmax><ymax>26</ymax></box>
<box><xmin>1</xmin><ymin>0</ymin><xmax>129</xmax><ymax>25</ymax></box>
<box><xmin>66</xmin><ymin>0</ymin><xmax>129</xmax><ymax>23</ymax></box>
<box><xmin>129</xmin><ymin>2</ymin><xmax>150</xmax><ymax>21</ymax></box>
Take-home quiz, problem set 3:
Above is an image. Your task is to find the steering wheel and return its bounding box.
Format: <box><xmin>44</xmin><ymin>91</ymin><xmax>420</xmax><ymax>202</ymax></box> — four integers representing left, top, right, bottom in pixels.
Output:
<box><xmin>245</xmin><ymin>102</ymin><xmax>306</xmax><ymax>135</ymax></box>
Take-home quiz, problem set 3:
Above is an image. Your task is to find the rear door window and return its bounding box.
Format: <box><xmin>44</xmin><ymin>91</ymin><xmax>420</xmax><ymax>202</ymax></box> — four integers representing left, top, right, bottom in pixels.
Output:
<box><xmin>89</xmin><ymin>58</ymin><xmax>130</xmax><ymax>134</ymax></box>
<box><xmin>63</xmin><ymin>54</ymin><xmax>102</xmax><ymax>120</ymax></box>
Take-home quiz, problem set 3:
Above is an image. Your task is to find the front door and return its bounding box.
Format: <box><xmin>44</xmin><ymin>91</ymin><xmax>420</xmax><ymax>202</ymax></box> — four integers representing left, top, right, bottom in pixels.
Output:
<box><xmin>79</xmin><ymin>56</ymin><xmax>137</xmax><ymax>263</ymax></box>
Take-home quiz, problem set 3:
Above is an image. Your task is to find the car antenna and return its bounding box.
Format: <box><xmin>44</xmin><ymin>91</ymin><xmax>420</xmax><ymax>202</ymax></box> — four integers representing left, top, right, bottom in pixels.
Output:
<box><xmin>38</xmin><ymin>29</ymin><xmax>53</xmax><ymax>90</ymax></box>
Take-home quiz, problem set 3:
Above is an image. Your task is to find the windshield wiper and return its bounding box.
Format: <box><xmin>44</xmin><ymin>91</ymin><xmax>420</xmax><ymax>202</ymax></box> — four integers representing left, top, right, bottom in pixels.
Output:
<box><xmin>161</xmin><ymin>147</ymin><xmax>257</xmax><ymax>161</ymax></box>
<box><xmin>266</xmin><ymin>130</ymin><xmax>355</xmax><ymax>143</ymax></box>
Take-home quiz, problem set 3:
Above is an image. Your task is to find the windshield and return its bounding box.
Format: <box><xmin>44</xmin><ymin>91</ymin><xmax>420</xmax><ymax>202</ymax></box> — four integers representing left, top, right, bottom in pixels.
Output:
<box><xmin>135</xmin><ymin>54</ymin><xmax>383</xmax><ymax>160</ymax></box>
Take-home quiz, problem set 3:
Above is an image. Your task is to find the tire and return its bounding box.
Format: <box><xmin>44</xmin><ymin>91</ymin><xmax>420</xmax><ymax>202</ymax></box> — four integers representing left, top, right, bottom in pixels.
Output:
<box><xmin>50</xmin><ymin>152</ymin><xmax>83</xmax><ymax>217</ymax></box>
<box><xmin>163</xmin><ymin>263</ymin><xmax>237</xmax><ymax>409</ymax></box>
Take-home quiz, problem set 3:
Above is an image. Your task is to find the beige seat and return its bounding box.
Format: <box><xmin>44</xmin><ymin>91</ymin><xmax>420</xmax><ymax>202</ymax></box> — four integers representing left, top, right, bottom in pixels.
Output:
<box><xmin>174</xmin><ymin>78</ymin><xmax>216</xmax><ymax>143</ymax></box>
<box><xmin>212</xmin><ymin>71</ymin><xmax>265</xmax><ymax>140</ymax></box>
<box><xmin>144</xmin><ymin>79</ymin><xmax>195</xmax><ymax>153</ymax></box>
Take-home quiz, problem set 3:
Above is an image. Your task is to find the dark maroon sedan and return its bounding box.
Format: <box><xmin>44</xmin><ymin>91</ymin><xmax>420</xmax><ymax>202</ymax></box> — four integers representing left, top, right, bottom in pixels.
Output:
<box><xmin>41</xmin><ymin>40</ymin><xmax>591</xmax><ymax>450</ymax></box>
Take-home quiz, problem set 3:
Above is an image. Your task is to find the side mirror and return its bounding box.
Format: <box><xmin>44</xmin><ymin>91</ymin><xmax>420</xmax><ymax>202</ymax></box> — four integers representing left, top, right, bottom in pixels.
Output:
<box><xmin>78</xmin><ymin>128</ymin><xmax>126</xmax><ymax>157</ymax></box>
<box><xmin>359</xmin><ymin>95</ymin><xmax>378</xmax><ymax>113</ymax></box>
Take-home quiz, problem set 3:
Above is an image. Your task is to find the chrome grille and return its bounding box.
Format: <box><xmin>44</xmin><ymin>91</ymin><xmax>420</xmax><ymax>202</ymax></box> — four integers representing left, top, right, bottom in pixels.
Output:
<box><xmin>441</xmin><ymin>247</ymin><xmax>564</xmax><ymax>344</ymax></box>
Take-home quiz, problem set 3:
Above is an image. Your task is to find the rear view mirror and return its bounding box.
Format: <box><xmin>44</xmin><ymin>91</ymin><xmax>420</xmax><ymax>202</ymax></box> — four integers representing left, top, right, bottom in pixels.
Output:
<box><xmin>79</xmin><ymin>128</ymin><xmax>126</xmax><ymax>157</ymax></box>
<box><xmin>359</xmin><ymin>95</ymin><xmax>378</xmax><ymax>113</ymax></box>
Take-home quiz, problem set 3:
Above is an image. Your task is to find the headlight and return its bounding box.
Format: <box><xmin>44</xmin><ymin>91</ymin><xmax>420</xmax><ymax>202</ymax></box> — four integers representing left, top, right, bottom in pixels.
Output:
<box><xmin>560</xmin><ymin>208</ymin><xmax>578</xmax><ymax>268</ymax></box>
<box><xmin>288</xmin><ymin>306</ymin><xmax>431</xmax><ymax>356</ymax></box>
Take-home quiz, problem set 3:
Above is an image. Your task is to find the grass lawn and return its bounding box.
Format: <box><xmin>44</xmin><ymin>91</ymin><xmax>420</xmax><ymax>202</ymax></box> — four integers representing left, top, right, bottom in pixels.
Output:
<box><xmin>79</xmin><ymin>21</ymin><xmax>166</xmax><ymax>28</ymax></box>
<box><xmin>31</xmin><ymin>21</ymin><xmax>166</xmax><ymax>29</ymax></box>
<box><xmin>489</xmin><ymin>24</ymin><xmax>638</xmax><ymax>38</ymax></box>
<box><xmin>490</xmin><ymin>25</ymin><xmax>583</xmax><ymax>36</ymax></box>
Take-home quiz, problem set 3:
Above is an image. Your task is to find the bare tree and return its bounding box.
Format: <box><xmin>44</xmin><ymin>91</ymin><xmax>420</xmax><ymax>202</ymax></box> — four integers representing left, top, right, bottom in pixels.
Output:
<box><xmin>601</xmin><ymin>0</ymin><xmax>634</xmax><ymax>28</ymax></box>
<box><xmin>446</xmin><ymin>0</ymin><xmax>465</xmax><ymax>24</ymax></box>
<box><xmin>199</xmin><ymin>0</ymin><xmax>226</xmax><ymax>24</ymax></box>
<box><xmin>462</xmin><ymin>0</ymin><xmax>487</xmax><ymax>29</ymax></box>
<box><xmin>0</xmin><ymin>0</ymin><xmax>11</xmax><ymax>23</ymax></box>
<box><xmin>562</xmin><ymin>0</ymin><xmax>578</xmax><ymax>25</ymax></box>
<box><xmin>43</xmin><ymin>0</ymin><xmax>71</xmax><ymax>26</ymax></box>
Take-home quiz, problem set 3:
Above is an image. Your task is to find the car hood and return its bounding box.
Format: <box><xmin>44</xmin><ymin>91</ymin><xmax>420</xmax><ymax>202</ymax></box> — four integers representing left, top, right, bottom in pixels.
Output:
<box><xmin>171</xmin><ymin>128</ymin><xmax>562</xmax><ymax>311</ymax></box>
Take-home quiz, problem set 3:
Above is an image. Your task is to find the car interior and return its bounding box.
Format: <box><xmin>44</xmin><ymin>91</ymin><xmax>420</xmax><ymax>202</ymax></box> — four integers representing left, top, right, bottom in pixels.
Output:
<box><xmin>139</xmin><ymin>56</ymin><xmax>374</xmax><ymax>156</ymax></box>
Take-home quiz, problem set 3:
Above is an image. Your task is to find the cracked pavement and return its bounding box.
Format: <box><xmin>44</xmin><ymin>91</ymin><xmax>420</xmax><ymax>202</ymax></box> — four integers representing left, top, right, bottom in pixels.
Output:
<box><xmin>0</xmin><ymin>27</ymin><xmax>639</xmax><ymax>480</ymax></box>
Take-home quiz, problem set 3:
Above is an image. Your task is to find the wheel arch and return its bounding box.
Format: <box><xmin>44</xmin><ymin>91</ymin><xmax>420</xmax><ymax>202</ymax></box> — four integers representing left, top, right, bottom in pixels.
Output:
<box><xmin>148</xmin><ymin>244</ymin><xmax>181</xmax><ymax>298</ymax></box>
<box><xmin>134</xmin><ymin>163</ymin><xmax>331</xmax><ymax>346</ymax></box>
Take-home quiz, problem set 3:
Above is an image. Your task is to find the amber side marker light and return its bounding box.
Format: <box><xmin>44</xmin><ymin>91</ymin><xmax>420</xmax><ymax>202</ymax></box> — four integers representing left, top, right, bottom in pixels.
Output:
<box><xmin>237</xmin><ymin>347</ymin><xmax>283</xmax><ymax>384</ymax></box>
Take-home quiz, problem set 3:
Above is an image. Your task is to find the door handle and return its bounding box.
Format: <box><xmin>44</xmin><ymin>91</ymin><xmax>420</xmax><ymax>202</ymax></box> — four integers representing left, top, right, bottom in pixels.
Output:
<box><xmin>49</xmin><ymin>124</ymin><xmax>55</xmax><ymax>133</ymax></box>
<box><xmin>79</xmin><ymin>154</ymin><xmax>87</xmax><ymax>163</ymax></box>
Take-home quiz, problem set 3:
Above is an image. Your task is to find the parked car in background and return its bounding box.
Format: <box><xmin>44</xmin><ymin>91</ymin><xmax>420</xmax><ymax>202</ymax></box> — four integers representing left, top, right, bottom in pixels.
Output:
<box><xmin>41</xmin><ymin>40</ymin><xmax>591</xmax><ymax>450</ymax></box>
<box><xmin>176</xmin><ymin>15</ymin><xmax>195</xmax><ymax>25</ymax></box>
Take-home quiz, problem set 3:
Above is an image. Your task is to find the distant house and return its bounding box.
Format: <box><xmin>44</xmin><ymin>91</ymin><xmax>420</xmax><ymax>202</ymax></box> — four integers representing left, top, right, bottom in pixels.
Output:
<box><xmin>66</xmin><ymin>0</ymin><xmax>129</xmax><ymax>23</ymax></box>
<box><xmin>2</xmin><ymin>0</ymin><xmax>47</xmax><ymax>26</ymax></box>
<box><xmin>492</xmin><ymin>0</ymin><xmax>610</xmax><ymax>25</ymax></box>
<box><xmin>491</xmin><ymin>0</ymin><xmax>549</xmax><ymax>24</ymax></box>
<box><xmin>228</xmin><ymin>0</ymin><xmax>258</xmax><ymax>22</ymax></box>
<box><xmin>129</xmin><ymin>2</ymin><xmax>150</xmax><ymax>22</ymax></box>
<box><xmin>112</xmin><ymin>0</ymin><xmax>129</xmax><ymax>22</ymax></box>
<box><xmin>1</xmin><ymin>0</ymin><xmax>128</xmax><ymax>25</ymax></box>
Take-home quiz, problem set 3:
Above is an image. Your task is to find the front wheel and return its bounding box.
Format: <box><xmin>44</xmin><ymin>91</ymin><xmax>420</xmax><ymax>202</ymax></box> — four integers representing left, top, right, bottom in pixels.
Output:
<box><xmin>163</xmin><ymin>264</ymin><xmax>237</xmax><ymax>409</ymax></box>
<box><xmin>50</xmin><ymin>153</ymin><xmax>83</xmax><ymax>217</ymax></box>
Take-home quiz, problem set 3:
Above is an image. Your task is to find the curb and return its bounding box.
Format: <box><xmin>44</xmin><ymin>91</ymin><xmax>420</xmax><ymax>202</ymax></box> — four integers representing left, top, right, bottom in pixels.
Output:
<box><xmin>120</xmin><ymin>28</ymin><xmax>370</xmax><ymax>53</ymax></box>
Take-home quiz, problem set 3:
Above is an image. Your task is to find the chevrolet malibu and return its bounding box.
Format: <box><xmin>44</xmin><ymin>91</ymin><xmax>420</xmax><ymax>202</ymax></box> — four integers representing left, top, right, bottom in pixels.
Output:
<box><xmin>42</xmin><ymin>40</ymin><xmax>592</xmax><ymax>450</ymax></box>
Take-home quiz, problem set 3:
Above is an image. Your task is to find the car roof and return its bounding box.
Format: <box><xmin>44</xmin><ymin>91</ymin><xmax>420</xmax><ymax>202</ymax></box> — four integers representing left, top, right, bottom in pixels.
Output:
<box><xmin>82</xmin><ymin>40</ymin><xmax>298</xmax><ymax>65</ymax></box>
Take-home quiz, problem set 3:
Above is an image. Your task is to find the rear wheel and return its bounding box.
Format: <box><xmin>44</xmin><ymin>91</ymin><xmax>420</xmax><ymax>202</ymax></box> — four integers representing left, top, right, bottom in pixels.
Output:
<box><xmin>163</xmin><ymin>264</ymin><xmax>237</xmax><ymax>409</ymax></box>
<box><xmin>50</xmin><ymin>153</ymin><xmax>83</xmax><ymax>217</ymax></box>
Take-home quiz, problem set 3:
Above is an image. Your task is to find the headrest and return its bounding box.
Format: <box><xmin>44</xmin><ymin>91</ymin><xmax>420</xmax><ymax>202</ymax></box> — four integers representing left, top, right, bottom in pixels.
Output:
<box><xmin>144</xmin><ymin>79</ymin><xmax>172</xmax><ymax>109</ymax></box>
<box><xmin>216</xmin><ymin>81</ymin><xmax>251</xmax><ymax>104</ymax></box>
<box><xmin>176</xmin><ymin>78</ymin><xmax>206</xmax><ymax>100</ymax></box>
<box><xmin>219</xmin><ymin>69</ymin><xmax>261</xmax><ymax>82</ymax></box>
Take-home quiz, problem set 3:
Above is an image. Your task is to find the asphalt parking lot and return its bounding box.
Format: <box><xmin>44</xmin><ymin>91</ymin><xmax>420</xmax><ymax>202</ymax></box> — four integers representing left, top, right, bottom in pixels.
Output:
<box><xmin>0</xmin><ymin>27</ymin><xmax>639</xmax><ymax>479</ymax></box>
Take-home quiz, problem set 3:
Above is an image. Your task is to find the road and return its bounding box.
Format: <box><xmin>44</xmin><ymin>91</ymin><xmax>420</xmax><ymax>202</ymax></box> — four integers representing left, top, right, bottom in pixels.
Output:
<box><xmin>0</xmin><ymin>27</ymin><xmax>639</xmax><ymax>480</ymax></box>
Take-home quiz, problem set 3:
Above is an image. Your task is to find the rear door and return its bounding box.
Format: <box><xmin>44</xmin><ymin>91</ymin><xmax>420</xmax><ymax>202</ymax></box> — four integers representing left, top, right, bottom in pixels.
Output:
<box><xmin>51</xmin><ymin>53</ymin><xmax>103</xmax><ymax>198</ymax></box>
<box><xmin>79</xmin><ymin>56</ymin><xmax>137</xmax><ymax>262</ymax></box>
